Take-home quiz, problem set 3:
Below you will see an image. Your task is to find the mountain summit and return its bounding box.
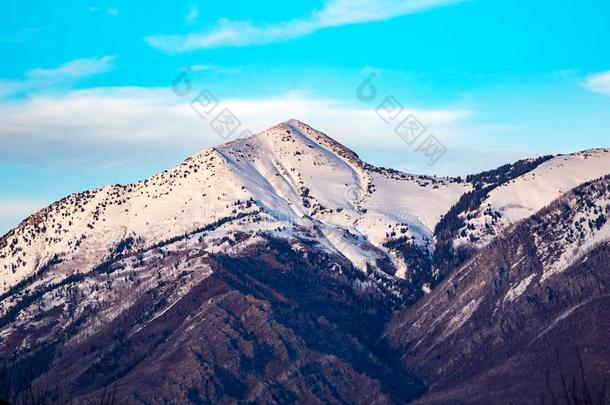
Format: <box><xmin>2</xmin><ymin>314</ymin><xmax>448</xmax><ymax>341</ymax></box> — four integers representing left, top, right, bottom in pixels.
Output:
<box><xmin>1</xmin><ymin>121</ymin><xmax>609</xmax><ymax>404</ymax></box>
<box><xmin>0</xmin><ymin>120</ymin><xmax>469</xmax><ymax>295</ymax></box>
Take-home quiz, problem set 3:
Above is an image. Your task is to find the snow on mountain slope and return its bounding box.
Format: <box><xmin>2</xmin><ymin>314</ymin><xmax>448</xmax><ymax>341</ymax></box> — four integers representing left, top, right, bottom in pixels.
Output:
<box><xmin>0</xmin><ymin>146</ymin><xmax>257</xmax><ymax>295</ymax></box>
<box><xmin>216</xmin><ymin>121</ymin><xmax>468</xmax><ymax>270</ymax></box>
<box><xmin>387</xmin><ymin>175</ymin><xmax>610</xmax><ymax>404</ymax></box>
<box><xmin>0</xmin><ymin>120</ymin><xmax>470</xmax><ymax>295</ymax></box>
<box><xmin>431</xmin><ymin>175</ymin><xmax>610</xmax><ymax>341</ymax></box>
<box><xmin>455</xmin><ymin>148</ymin><xmax>610</xmax><ymax>249</ymax></box>
<box><xmin>533</xmin><ymin>176</ymin><xmax>610</xmax><ymax>282</ymax></box>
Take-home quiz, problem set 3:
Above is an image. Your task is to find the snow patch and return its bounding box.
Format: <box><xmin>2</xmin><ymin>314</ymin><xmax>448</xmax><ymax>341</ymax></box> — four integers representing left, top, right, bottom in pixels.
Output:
<box><xmin>504</xmin><ymin>273</ymin><xmax>536</xmax><ymax>303</ymax></box>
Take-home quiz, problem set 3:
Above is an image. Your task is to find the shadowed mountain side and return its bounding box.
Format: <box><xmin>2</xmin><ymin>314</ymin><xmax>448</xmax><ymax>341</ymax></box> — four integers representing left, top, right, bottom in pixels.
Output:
<box><xmin>4</xmin><ymin>236</ymin><xmax>425</xmax><ymax>404</ymax></box>
<box><xmin>388</xmin><ymin>177</ymin><xmax>610</xmax><ymax>404</ymax></box>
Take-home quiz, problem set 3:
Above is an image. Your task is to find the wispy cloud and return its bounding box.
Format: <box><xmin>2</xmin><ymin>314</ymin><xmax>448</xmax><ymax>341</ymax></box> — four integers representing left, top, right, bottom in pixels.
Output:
<box><xmin>0</xmin><ymin>87</ymin><xmax>474</xmax><ymax>234</ymax></box>
<box><xmin>0</xmin><ymin>86</ymin><xmax>472</xmax><ymax>166</ymax></box>
<box><xmin>89</xmin><ymin>6</ymin><xmax>119</xmax><ymax>16</ymax></box>
<box><xmin>186</xmin><ymin>3</ymin><xmax>199</xmax><ymax>24</ymax></box>
<box><xmin>146</xmin><ymin>0</ymin><xmax>465</xmax><ymax>52</ymax></box>
<box><xmin>583</xmin><ymin>70</ymin><xmax>610</xmax><ymax>95</ymax></box>
<box><xmin>26</xmin><ymin>56</ymin><xmax>116</xmax><ymax>83</ymax></box>
<box><xmin>0</xmin><ymin>56</ymin><xmax>117</xmax><ymax>98</ymax></box>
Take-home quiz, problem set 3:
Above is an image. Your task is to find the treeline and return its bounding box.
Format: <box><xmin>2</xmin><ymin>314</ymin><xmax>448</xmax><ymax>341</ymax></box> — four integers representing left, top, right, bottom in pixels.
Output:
<box><xmin>433</xmin><ymin>155</ymin><xmax>554</xmax><ymax>284</ymax></box>
<box><xmin>383</xmin><ymin>237</ymin><xmax>433</xmax><ymax>303</ymax></box>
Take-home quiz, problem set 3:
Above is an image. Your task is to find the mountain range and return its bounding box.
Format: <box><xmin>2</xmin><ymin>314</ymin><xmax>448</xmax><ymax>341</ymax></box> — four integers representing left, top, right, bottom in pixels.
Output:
<box><xmin>1</xmin><ymin>120</ymin><xmax>609</xmax><ymax>404</ymax></box>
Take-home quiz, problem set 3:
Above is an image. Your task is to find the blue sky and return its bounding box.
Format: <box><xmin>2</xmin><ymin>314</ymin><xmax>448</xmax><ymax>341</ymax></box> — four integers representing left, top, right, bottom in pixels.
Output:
<box><xmin>1</xmin><ymin>0</ymin><xmax>610</xmax><ymax>234</ymax></box>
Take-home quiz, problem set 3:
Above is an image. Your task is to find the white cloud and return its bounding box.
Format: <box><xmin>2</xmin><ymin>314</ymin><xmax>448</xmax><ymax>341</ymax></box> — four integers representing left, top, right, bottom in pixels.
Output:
<box><xmin>583</xmin><ymin>71</ymin><xmax>610</xmax><ymax>95</ymax></box>
<box><xmin>25</xmin><ymin>56</ymin><xmax>116</xmax><ymax>83</ymax></box>
<box><xmin>0</xmin><ymin>80</ymin><xmax>22</xmax><ymax>98</ymax></box>
<box><xmin>89</xmin><ymin>6</ymin><xmax>119</xmax><ymax>16</ymax></box>
<box><xmin>0</xmin><ymin>87</ymin><xmax>463</xmax><ymax>234</ymax></box>
<box><xmin>314</xmin><ymin>0</ymin><xmax>462</xmax><ymax>25</ymax></box>
<box><xmin>0</xmin><ymin>56</ymin><xmax>117</xmax><ymax>98</ymax></box>
<box><xmin>0</xmin><ymin>86</ymin><xmax>472</xmax><ymax>165</ymax></box>
<box><xmin>146</xmin><ymin>0</ymin><xmax>465</xmax><ymax>52</ymax></box>
<box><xmin>186</xmin><ymin>3</ymin><xmax>199</xmax><ymax>24</ymax></box>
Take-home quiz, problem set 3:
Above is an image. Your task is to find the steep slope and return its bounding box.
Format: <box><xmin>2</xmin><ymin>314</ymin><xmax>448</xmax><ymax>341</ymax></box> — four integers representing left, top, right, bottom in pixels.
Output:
<box><xmin>1</xmin><ymin>231</ymin><xmax>425</xmax><ymax>403</ymax></box>
<box><xmin>388</xmin><ymin>175</ymin><xmax>610</xmax><ymax>404</ymax></box>
<box><xmin>433</xmin><ymin>154</ymin><xmax>554</xmax><ymax>282</ymax></box>
<box><xmin>0</xmin><ymin>120</ymin><xmax>469</xmax><ymax>298</ymax></box>
<box><xmin>0</xmin><ymin>120</ymin><xmax>469</xmax><ymax>403</ymax></box>
<box><xmin>433</xmin><ymin>149</ymin><xmax>610</xmax><ymax>284</ymax></box>
<box><xmin>455</xmin><ymin>149</ymin><xmax>610</xmax><ymax>249</ymax></box>
<box><xmin>2</xmin><ymin>119</ymin><xmax>609</xmax><ymax>403</ymax></box>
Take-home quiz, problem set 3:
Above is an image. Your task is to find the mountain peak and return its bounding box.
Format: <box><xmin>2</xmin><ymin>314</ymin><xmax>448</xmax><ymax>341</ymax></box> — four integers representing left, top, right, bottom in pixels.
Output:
<box><xmin>4</xmin><ymin>117</ymin><xmax>609</xmax><ymax>301</ymax></box>
<box><xmin>0</xmin><ymin>119</ymin><xmax>473</xmax><ymax>295</ymax></box>
<box><xmin>261</xmin><ymin>119</ymin><xmax>329</xmax><ymax>141</ymax></box>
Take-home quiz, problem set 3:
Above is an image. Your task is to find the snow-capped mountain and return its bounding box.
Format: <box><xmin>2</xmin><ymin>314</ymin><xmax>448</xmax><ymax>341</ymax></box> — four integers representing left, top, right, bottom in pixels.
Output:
<box><xmin>455</xmin><ymin>148</ymin><xmax>610</xmax><ymax>249</ymax></box>
<box><xmin>0</xmin><ymin>120</ymin><xmax>469</xmax><ymax>296</ymax></box>
<box><xmin>432</xmin><ymin>149</ymin><xmax>610</xmax><ymax>283</ymax></box>
<box><xmin>1</xmin><ymin>120</ymin><xmax>609</xmax><ymax>404</ymax></box>
<box><xmin>388</xmin><ymin>175</ymin><xmax>610</xmax><ymax>403</ymax></box>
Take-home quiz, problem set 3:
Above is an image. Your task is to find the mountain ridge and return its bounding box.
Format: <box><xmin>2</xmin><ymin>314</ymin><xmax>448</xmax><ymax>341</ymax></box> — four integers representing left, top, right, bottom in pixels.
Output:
<box><xmin>388</xmin><ymin>174</ymin><xmax>610</xmax><ymax>403</ymax></box>
<box><xmin>0</xmin><ymin>120</ymin><xmax>470</xmax><ymax>295</ymax></box>
<box><xmin>1</xmin><ymin>120</ymin><xmax>610</xmax><ymax>403</ymax></box>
